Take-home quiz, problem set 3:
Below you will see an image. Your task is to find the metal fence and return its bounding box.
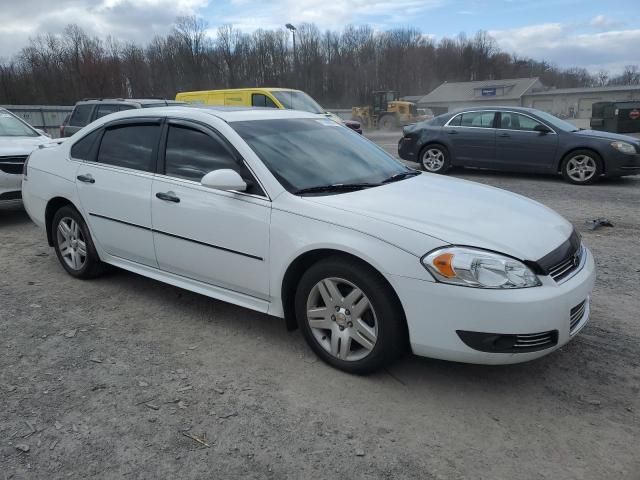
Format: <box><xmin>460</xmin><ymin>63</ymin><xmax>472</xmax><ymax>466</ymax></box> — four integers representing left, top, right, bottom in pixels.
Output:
<box><xmin>1</xmin><ymin>105</ymin><xmax>73</xmax><ymax>138</ymax></box>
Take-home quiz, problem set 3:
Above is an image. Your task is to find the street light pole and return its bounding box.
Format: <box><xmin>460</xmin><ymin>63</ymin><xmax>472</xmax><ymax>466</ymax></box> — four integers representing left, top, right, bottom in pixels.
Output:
<box><xmin>285</xmin><ymin>23</ymin><xmax>297</xmax><ymax>74</ymax></box>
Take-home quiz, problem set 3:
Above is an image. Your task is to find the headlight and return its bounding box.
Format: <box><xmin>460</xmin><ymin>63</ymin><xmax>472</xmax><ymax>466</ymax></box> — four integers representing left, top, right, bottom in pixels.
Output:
<box><xmin>610</xmin><ymin>141</ymin><xmax>636</xmax><ymax>154</ymax></box>
<box><xmin>422</xmin><ymin>247</ymin><xmax>541</xmax><ymax>289</ymax></box>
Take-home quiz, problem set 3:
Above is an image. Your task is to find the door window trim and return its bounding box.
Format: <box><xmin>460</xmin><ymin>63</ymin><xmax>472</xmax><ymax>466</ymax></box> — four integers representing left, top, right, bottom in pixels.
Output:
<box><xmin>495</xmin><ymin>111</ymin><xmax>557</xmax><ymax>134</ymax></box>
<box><xmin>160</xmin><ymin>118</ymin><xmax>270</xmax><ymax>201</ymax></box>
<box><xmin>445</xmin><ymin>109</ymin><xmax>557</xmax><ymax>134</ymax></box>
<box><xmin>445</xmin><ymin>110</ymin><xmax>497</xmax><ymax>129</ymax></box>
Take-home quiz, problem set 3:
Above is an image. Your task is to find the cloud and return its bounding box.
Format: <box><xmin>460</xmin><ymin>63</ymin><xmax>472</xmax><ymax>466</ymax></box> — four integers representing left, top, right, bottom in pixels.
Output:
<box><xmin>589</xmin><ymin>15</ymin><xmax>623</xmax><ymax>30</ymax></box>
<box><xmin>489</xmin><ymin>22</ymin><xmax>640</xmax><ymax>74</ymax></box>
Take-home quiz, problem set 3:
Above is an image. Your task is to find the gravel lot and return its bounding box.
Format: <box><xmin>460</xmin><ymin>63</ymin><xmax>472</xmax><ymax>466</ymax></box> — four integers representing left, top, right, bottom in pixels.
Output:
<box><xmin>1</xmin><ymin>132</ymin><xmax>639</xmax><ymax>479</ymax></box>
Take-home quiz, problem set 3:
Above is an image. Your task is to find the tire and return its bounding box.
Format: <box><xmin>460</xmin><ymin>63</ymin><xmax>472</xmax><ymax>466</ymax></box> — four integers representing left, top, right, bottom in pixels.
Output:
<box><xmin>295</xmin><ymin>256</ymin><xmax>407</xmax><ymax>374</ymax></box>
<box><xmin>52</xmin><ymin>205</ymin><xmax>106</xmax><ymax>279</ymax></box>
<box><xmin>419</xmin><ymin>144</ymin><xmax>451</xmax><ymax>173</ymax></box>
<box><xmin>561</xmin><ymin>150</ymin><xmax>603</xmax><ymax>185</ymax></box>
<box><xmin>379</xmin><ymin>115</ymin><xmax>397</xmax><ymax>131</ymax></box>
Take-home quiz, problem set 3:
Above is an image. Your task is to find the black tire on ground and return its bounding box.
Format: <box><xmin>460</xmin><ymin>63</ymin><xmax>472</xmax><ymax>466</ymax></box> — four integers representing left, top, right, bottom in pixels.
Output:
<box><xmin>51</xmin><ymin>205</ymin><xmax>106</xmax><ymax>279</ymax></box>
<box><xmin>295</xmin><ymin>256</ymin><xmax>407</xmax><ymax>375</ymax></box>
<box><xmin>560</xmin><ymin>149</ymin><xmax>603</xmax><ymax>185</ymax></box>
<box><xmin>419</xmin><ymin>144</ymin><xmax>451</xmax><ymax>174</ymax></box>
<box><xmin>379</xmin><ymin>115</ymin><xmax>397</xmax><ymax>131</ymax></box>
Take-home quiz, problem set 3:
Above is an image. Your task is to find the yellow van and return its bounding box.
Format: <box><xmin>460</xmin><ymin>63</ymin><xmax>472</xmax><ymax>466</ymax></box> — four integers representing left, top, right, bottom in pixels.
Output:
<box><xmin>174</xmin><ymin>88</ymin><xmax>357</xmax><ymax>130</ymax></box>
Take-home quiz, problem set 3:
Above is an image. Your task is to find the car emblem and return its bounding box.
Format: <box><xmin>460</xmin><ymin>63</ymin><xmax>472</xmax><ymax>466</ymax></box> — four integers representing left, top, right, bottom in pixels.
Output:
<box><xmin>572</xmin><ymin>253</ymin><xmax>580</xmax><ymax>267</ymax></box>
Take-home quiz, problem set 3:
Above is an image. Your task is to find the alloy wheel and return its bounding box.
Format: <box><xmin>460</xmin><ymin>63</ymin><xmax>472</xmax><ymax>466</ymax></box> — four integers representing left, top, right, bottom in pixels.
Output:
<box><xmin>306</xmin><ymin>277</ymin><xmax>378</xmax><ymax>362</ymax></box>
<box><xmin>422</xmin><ymin>148</ymin><xmax>445</xmax><ymax>172</ymax></box>
<box><xmin>56</xmin><ymin>217</ymin><xmax>87</xmax><ymax>270</ymax></box>
<box><xmin>566</xmin><ymin>155</ymin><xmax>596</xmax><ymax>183</ymax></box>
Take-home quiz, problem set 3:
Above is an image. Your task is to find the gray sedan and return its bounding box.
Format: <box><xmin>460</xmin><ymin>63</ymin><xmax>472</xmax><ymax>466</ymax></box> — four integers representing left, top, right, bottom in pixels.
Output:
<box><xmin>398</xmin><ymin>106</ymin><xmax>640</xmax><ymax>184</ymax></box>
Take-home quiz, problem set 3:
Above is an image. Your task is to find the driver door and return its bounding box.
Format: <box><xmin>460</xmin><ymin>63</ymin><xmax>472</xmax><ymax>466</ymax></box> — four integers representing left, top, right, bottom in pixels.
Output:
<box><xmin>151</xmin><ymin>119</ymin><xmax>271</xmax><ymax>301</ymax></box>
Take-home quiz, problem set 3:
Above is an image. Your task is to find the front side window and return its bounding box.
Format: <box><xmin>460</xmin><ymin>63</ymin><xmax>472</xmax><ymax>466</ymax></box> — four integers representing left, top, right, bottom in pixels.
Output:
<box><xmin>460</xmin><ymin>111</ymin><xmax>495</xmax><ymax>128</ymax></box>
<box><xmin>164</xmin><ymin>125</ymin><xmax>239</xmax><ymax>182</ymax></box>
<box><xmin>272</xmin><ymin>91</ymin><xmax>324</xmax><ymax>114</ymax></box>
<box><xmin>70</xmin><ymin>129</ymin><xmax>102</xmax><ymax>160</ymax></box>
<box><xmin>500</xmin><ymin>112</ymin><xmax>543</xmax><ymax>131</ymax></box>
<box><xmin>95</xmin><ymin>104</ymin><xmax>120</xmax><ymax>120</ymax></box>
<box><xmin>69</xmin><ymin>104</ymin><xmax>93</xmax><ymax>127</ymax></box>
<box><xmin>0</xmin><ymin>111</ymin><xmax>38</xmax><ymax>137</ymax></box>
<box><xmin>97</xmin><ymin>124</ymin><xmax>160</xmax><ymax>172</ymax></box>
<box><xmin>231</xmin><ymin>118</ymin><xmax>410</xmax><ymax>193</ymax></box>
<box><xmin>252</xmin><ymin>94</ymin><xmax>278</xmax><ymax>108</ymax></box>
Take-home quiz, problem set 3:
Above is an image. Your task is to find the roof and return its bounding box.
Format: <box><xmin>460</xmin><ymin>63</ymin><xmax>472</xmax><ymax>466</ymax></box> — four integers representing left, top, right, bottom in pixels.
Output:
<box><xmin>418</xmin><ymin>77</ymin><xmax>540</xmax><ymax>104</ymax></box>
<box><xmin>525</xmin><ymin>84</ymin><xmax>640</xmax><ymax>96</ymax></box>
<box><xmin>177</xmin><ymin>87</ymin><xmax>302</xmax><ymax>96</ymax></box>
<box><xmin>77</xmin><ymin>98</ymin><xmax>182</xmax><ymax>105</ymax></box>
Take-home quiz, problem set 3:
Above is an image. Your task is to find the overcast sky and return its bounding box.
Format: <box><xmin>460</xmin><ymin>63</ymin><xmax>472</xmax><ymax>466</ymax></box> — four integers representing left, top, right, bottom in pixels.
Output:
<box><xmin>0</xmin><ymin>0</ymin><xmax>638</xmax><ymax>74</ymax></box>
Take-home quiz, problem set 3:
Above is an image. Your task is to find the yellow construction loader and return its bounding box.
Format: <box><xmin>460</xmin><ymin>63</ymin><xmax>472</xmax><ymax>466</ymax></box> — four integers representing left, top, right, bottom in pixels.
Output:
<box><xmin>351</xmin><ymin>91</ymin><xmax>423</xmax><ymax>130</ymax></box>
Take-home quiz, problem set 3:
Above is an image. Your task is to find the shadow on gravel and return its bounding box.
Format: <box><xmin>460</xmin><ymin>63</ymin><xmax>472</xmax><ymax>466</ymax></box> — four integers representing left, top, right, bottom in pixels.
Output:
<box><xmin>453</xmin><ymin>169</ymin><xmax>639</xmax><ymax>186</ymax></box>
<box><xmin>0</xmin><ymin>204</ymin><xmax>29</xmax><ymax>227</ymax></box>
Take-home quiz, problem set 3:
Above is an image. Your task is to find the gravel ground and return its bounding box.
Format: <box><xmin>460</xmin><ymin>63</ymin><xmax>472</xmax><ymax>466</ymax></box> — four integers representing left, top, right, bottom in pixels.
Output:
<box><xmin>1</xmin><ymin>132</ymin><xmax>639</xmax><ymax>479</ymax></box>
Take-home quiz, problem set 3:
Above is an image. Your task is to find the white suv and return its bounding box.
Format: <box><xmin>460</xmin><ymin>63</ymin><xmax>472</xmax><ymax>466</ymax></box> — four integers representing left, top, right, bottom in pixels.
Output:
<box><xmin>22</xmin><ymin>106</ymin><xmax>595</xmax><ymax>373</ymax></box>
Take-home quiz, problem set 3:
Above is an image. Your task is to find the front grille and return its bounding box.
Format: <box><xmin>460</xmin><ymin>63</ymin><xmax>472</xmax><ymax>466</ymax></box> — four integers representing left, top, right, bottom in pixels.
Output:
<box><xmin>570</xmin><ymin>300</ymin><xmax>587</xmax><ymax>334</ymax></box>
<box><xmin>548</xmin><ymin>245</ymin><xmax>583</xmax><ymax>282</ymax></box>
<box><xmin>513</xmin><ymin>331</ymin><xmax>558</xmax><ymax>350</ymax></box>
<box><xmin>0</xmin><ymin>155</ymin><xmax>28</xmax><ymax>175</ymax></box>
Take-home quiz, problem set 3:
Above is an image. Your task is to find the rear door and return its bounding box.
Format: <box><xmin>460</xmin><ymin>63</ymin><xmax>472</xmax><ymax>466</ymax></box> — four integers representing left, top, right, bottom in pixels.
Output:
<box><xmin>74</xmin><ymin>118</ymin><xmax>162</xmax><ymax>267</ymax></box>
<box><xmin>444</xmin><ymin>110</ymin><xmax>497</xmax><ymax>167</ymax></box>
<box><xmin>495</xmin><ymin>111</ymin><xmax>558</xmax><ymax>172</ymax></box>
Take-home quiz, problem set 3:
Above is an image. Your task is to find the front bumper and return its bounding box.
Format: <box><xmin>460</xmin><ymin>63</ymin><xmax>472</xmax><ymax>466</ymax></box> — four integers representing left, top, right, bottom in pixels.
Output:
<box><xmin>605</xmin><ymin>151</ymin><xmax>640</xmax><ymax>176</ymax></box>
<box><xmin>0</xmin><ymin>171</ymin><xmax>23</xmax><ymax>202</ymax></box>
<box><xmin>389</xmin><ymin>247</ymin><xmax>596</xmax><ymax>364</ymax></box>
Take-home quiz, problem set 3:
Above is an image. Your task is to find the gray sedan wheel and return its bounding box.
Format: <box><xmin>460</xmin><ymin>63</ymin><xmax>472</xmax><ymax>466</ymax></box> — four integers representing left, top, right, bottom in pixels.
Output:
<box><xmin>561</xmin><ymin>150</ymin><xmax>602</xmax><ymax>185</ymax></box>
<box><xmin>420</xmin><ymin>145</ymin><xmax>450</xmax><ymax>173</ymax></box>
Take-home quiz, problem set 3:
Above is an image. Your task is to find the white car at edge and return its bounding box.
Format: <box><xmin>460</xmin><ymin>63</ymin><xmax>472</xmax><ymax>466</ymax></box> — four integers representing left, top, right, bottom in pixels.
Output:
<box><xmin>21</xmin><ymin>106</ymin><xmax>596</xmax><ymax>374</ymax></box>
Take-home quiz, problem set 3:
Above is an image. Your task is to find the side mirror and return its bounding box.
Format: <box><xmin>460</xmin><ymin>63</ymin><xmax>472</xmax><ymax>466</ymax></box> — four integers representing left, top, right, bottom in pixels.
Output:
<box><xmin>534</xmin><ymin>124</ymin><xmax>552</xmax><ymax>134</ymax></box>
<box><xmin>200</xmin><ymin>169</ymin><xmax>247</xmax><ymax>192</ymax></box>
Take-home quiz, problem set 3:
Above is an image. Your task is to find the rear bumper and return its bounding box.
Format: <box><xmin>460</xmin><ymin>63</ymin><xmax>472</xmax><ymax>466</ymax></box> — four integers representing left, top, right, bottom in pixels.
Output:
<box><xmin>398</xmin><ymin>137</ymin><xmax>417</xmax><ymax>161</ymax></box>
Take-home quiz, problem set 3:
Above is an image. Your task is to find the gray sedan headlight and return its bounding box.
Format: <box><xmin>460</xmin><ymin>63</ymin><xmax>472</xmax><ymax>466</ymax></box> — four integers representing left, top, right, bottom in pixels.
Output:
<box><xmin>422</xmin><ymin>247</ymin><xmax>541</xmax><ymax>289</ymax></box>
<box><xmin>610</xmin><ymin>141</ymin><xmax>637</xmax><ymax>154</ymax></box>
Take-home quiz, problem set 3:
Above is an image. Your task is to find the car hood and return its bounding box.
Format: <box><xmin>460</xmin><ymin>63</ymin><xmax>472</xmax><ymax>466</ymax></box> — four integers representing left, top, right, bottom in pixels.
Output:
<box><xmin>0</xmin><ymin>135</ymin><xmax>50</xmax><ymax>156</ymax></box>
<box><xmin>304</xmin><ymin>174</ymin><xmax>574</xmax><ymax>261</ymax></box>
<box><xmin>572</xmin><ymin>128</ymin><xmax>640</xmax><ymax>144</ymax></box>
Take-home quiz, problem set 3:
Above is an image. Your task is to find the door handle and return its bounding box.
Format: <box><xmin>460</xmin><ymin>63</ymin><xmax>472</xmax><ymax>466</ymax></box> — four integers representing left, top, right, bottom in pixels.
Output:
<box><xmin>156</xmin><ymin>191</ymin><xmax>180</xmax><ymax>203</ymax></box>
<box><xmin>447</xmin><ymin>130</ymin><xmax>458</xmax><ymax>135</ymax></box>
<box><xmin>498</xmin><ymin>133</ymin><xmax>510</xmax><ymax>137</ymax></box>
<box><xmin>77</xmin><ymin>174</ymin><xmax>95</xmax><ymax>184</ymax></box>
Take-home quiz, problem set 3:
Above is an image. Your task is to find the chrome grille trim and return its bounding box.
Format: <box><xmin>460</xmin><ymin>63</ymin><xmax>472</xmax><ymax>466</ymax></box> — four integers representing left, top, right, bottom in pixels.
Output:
<box><xmin>570</xmin><ymin>300</ymin><xmax>587</xmax><ymax>334</ymax></box>
<box><xmin>513</xmin><ymin>331</ymin><xmax>556</xmax><ymax>349</ymax></box>
<box><xmin>549</xmin><ymin>245</ymin><xmax>585</xmax><ymax>283</ymax></box>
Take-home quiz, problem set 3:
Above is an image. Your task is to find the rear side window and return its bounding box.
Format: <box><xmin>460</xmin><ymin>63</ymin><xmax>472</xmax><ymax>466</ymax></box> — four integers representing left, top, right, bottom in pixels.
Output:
<box><xmin>164</xmin><ymin>125</ymin><xmax>239</xmax><ymax>181</ymax></box>
<box><xmin>70</xmin><ymin>129</ymin><xmax>102</xmax><ymax>160</ymax></box>
<box><xmin>69</xmin><ymin>104</ymin><xmax>93</xmax><ymax>127</ymax></box>
<box><xmin>95</xmin><ymin>104</ymin><xmax>120</xmax><ymax>120</ymax></box>
<box><xmin>97</xmin><ymin>124</ymin><xmax>160</xmax><ymax>172</ymax></box>
<box><xmin>460</xmin><ymin>111</ymin><xmax>495</xmax><ymax>128</ymax></box>
<box><xmin>252</xmin><ymin>94</ymin><xmax>278</xmax><ymax>108</ymax></box>
<box><xmin>500</xmin><ymin>112</ymin><xmax>543</xmax><ymax>131</ymax></box>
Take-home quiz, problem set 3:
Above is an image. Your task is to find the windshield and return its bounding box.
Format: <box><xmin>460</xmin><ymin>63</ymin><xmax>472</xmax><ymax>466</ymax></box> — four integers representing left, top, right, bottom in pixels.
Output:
<box><xmin>231</xmin><ymin>118</ymin><xmax>411</xmax><ymax>193</ymax></box>
<box><xmin>0</xmin><ymin>111</ymin><xmax>38</xmax><ymax>137</ymax></box>
<box><xmin>272</xmin><ymin>91</ymin><xmax>324</xmax><ymax>114</ymax></box>
<box><xmin>532</xmin><ymin>110</ymin><xmax>579</xmax><ymax>132</ymax></box>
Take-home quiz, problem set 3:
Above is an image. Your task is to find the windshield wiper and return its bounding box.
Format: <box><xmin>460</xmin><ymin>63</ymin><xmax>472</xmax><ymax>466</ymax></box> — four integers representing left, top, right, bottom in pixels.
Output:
<box><xmin>294</xmin><ymin>183</ymin><xmax>380</xmax><ymax>195</ymax></box>
<box><xmin>381</xmin><ymin>170</ymin><xmax>421</xmax><ymax>184</ymax></box>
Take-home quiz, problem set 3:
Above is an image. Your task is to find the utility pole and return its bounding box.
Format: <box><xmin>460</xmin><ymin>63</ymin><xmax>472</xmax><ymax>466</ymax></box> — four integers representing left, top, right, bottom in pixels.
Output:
<box><xmin>285</xmin><ymin>23</ymin><xmax>297</xmax><ymax>82</ymax></box>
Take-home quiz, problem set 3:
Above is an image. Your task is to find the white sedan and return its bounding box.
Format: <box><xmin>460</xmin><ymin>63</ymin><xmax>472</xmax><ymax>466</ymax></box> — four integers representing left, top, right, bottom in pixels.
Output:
<box><xmin>1</xmin><ymin>108</ymin><xmax>51</xmax><ymax>205</ymax></box>
<box><xmin>22</xmin><ymin>106</ymin><xmax>595</xmax><ymax>373</ymax></box>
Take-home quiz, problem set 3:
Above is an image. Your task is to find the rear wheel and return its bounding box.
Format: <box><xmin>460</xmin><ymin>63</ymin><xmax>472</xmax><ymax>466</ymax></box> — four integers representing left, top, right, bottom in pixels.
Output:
<box><xmin>52</xmin><ymin>206</ymin><xmax>105</xmax><ymax>279</ymax></box>
<box><xmin>379</xmin><ymin>115</ymin><xmax>397</xmax><ymax>131</ymax></box>
<box><xmin>419</xmin><ymin>144</ymin><xmax>450</xmax><ymax>173</ymax></box>
<box><xmin>295</xmin><ymin>257</ymin><xmax>406</xmax><ymax>374</ymax></box>
<box><xmin>561</xmin><ymin>150</ymin><xmax>602</xmax><ymax>185</ymax></box>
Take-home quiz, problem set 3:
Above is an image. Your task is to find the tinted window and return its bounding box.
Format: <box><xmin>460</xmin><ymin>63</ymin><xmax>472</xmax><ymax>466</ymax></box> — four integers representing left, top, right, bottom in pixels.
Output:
<box><xmin>97</xmin><ymin>124</ymin><xmax>160</xmax><ymax>172</ymax></box>
<box><xmin>500</xmin><ymin>112</ymin><xmax>543</xmax><ymax>131</ymax></box>
<box><xmin>69</xmin><ymin>105</ymin><xmax>93</xmax><ymax>127</ymax></box>
<box><xmin>95</xmin><ymin>104</ymin><xmax>120</xmax><ymax>120</ymax></box>
<box><xmin>165</xmin><ymin>125</ymin><xmax>240</xmax><ymax>181</ymax></box>
<box><xmin>252</xmin><ymin>94</ymin><xmax>278</xmax><ymax>108</ymax></box>
<box><xmin>231</xmin><ymin>118</ymin><xmax>410</xmax><ymax>193</ymax></box>
<box><xmin>448</xmin><ymin>114</ymin><xmax>462</xmax><ymax>126</ymax></box>
<box><xmin>461</xmin><ymin>111</ymin><xmax>495</xmax><ymax>128</ymax></box>
<box><xmin>70</xmin><ymin>129</ymin><xmax>102</xmax><ymax>160</ymax></box>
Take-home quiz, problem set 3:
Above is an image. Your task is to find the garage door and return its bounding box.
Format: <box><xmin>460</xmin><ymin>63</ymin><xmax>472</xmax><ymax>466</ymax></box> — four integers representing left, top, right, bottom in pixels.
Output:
<box><xmin>532</xmin><ymin>99</ymin><xmax>553</xmax><ymax>113</ymax></box>
<box><xmin>578</xmin><ymin>98</ymin><xmax>601</xmax><ymax>119</ymax></box>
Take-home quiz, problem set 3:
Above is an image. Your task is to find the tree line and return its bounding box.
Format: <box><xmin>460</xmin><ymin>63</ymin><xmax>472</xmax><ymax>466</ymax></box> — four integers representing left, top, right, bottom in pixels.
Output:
<box><xmin>1</xmin><ymin>17</ymin><xmax>638</xmax><ymax>107</ymax></box>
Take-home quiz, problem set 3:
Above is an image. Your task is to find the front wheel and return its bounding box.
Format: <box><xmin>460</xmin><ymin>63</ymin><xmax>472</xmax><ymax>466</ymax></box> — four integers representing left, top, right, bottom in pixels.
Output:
<box><xmin>295</xmin><ymin>257</ymin><xmax>406</xmax><ymax>374</ymax></box>
<box><xmin>420</xmin><ymin>145</ymin><xmax>450</xmax><ymax>173</ymax></box>
<box><xmin>561</xmin><ymin>150</ymin><xmax>602</xmax><ymax>185</ymax></box>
